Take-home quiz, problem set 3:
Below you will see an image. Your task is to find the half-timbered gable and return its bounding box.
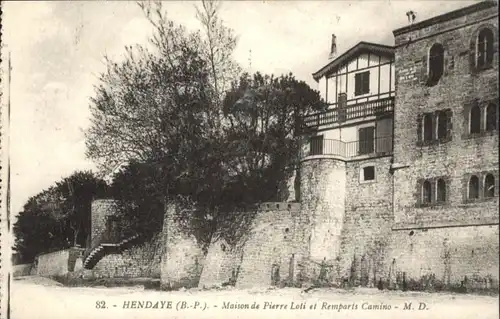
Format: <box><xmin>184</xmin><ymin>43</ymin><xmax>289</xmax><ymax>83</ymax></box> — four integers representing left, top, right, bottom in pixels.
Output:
<box><xmin>313</xmin><ymin>42</ymin><xmax>395</xmax><ymax>106</ymax></box>
<box><xmin>301</xmin><ymin>42</ymin><xmax>395</xmax><ymax>160</ymax></box>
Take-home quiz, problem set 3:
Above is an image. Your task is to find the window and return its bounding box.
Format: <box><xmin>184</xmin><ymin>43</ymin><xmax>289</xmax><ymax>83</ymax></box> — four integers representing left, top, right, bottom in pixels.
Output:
<box><xmin>354</xmin><ymin>71</ymin><xmax>370</xmax><ymax>96</ymax></box>
<box><xmin>436</xmin><ymin>179</ymin><xmax>446</xmax><ymax>202</ymax></box>
<box><xmin>484</xmin><ymin>174</ymin><xmax>495</xmax><ymax>198</ymax></box>
<box><xmin>418</xmin><ymin>110</ymin><xmax>452</xmax><ymax>145</ymax></box>
<box><xmin>423</xmin><ymin>114</ymin><xmax>433</xmax><ymax>141</ymax></box>
<box><xmin>310</xmin><ymin>135</ymin><xmax>324</xmax><ymax>155</ymax></box>
<box><xmin>436</xmin><ymin>111</ymin><xmax>448</xmax><ymax>139</ymax></box>
<box><xmin>470</xmin><ymin>105</ymin><xmax>481</xmax><ymax>134</ymax></box>
<box><xmin>486</xmin><ymin>103</ymin><xmax>497</xmax><ymax>131</ymax></box>
<box><xmin>358</xmin><ymin>126</ymin><xmax>375</xmax><ymax>155</ymax></box>
<box><xmin>428</xmin><ymin>43</ymin><xmax>444</xmax><ymax>86</ymax></box>
<box><xmin>422</xmin><ymin>180</ymin><xmax>432</xmax><ymax>204</ymax></box>
<box><xmin>362</xmin><ymin>166</ymin><xmax>375</xmax><ymax>181</ymax></box>
<box><xmin>477</xmin><ymin>28</ymin><xmax>494</xmax><ymax>68</ymax></box>
<box><xmin>468</xmin><ymin>175</ymin><xmax>480</xmax><ymax>199</ymax></box>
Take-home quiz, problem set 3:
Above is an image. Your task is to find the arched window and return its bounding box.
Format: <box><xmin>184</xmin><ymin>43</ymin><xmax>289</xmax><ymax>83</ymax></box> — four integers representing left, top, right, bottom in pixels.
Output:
<box><xmin>470</xmin><ymin>105</ymin><xmax>481</xmax><ymax>134</ymax></box>
<box><xmin>423</xmin><ymin>114</ymin><xmax>433</xmax><ymax>141</ymax></box>
<box><xmin>484</xmin><ymin>174</ymin><xmax>495</xmax><ymax>198</ymax></box>
<box><xmin>437</xmin><ymin>111</ymin><xmax>448</xmax><ymax>139</ymax></box>
<box><xmin>477</xmin><ymin>28</ymin><xmax>494</xmax><ymax>68</ymax></box>
<box><xmin>468</xmin><ymin>175</ymin><xmax>480</xmax><ymax>199</ymax></box>
<box><xmin>422</xmin><ymin>180</ymin><xmax>432</xmax><ymax>204</ymax></box>
<box><xmin>437</xmin><ymin>179</ymin><xmax>446</xmax><ymax>202</ymax></box>
<box><xmin>428</xmin><ymin>43</ymin><xmax>444</xmax><ymax>86</ymax></box>
<box><xmin>486</xmin><ymin>103</ymin><xmax>497</xmax><ymax>131</ymax></box>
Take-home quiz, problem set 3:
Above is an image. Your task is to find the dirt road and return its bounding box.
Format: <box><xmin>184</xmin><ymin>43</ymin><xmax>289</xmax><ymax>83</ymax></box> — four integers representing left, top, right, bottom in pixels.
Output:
<box><xmin>9</xmin><ymin>276</ymin><xmax>499</xmax><ymax>319</ymax></box>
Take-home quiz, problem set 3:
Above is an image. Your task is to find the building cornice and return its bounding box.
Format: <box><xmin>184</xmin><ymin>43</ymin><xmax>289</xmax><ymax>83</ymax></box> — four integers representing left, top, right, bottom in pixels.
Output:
<box><xmin>393</xmin><ymin>1</ymin><xmax>498</xmax><ymax>37</ymax></box>
<box><xmin>392</xmin><ymin>218</ymin><xmax>499</xmax><ymax>231</ymax></box>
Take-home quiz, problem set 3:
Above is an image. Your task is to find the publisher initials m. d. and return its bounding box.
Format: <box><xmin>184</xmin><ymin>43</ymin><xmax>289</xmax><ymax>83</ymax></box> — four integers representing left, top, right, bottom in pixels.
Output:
<box><xmin>403</xmin><ymin>302</ymin><xmax>427</xmax><ymax>310</ymax></box>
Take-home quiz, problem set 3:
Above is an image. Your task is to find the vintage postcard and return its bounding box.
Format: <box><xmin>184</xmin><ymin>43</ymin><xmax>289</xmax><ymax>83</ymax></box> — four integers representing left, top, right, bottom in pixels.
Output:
<box><xmin>1</xmin><ymin>1</ymin><xmax>499</xmax><ymax>318</ymax></box>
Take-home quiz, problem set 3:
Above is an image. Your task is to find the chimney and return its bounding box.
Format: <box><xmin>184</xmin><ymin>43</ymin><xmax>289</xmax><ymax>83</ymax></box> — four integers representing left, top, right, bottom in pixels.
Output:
<box><xmin>329</xmin><ymin>34</ymin><xmax>337</xmax><ymax>60</ymax></box>
<box><xmin>406</xmin><ymin>10</ymin><xmax>416</xmax><ymax>25</ymax></box>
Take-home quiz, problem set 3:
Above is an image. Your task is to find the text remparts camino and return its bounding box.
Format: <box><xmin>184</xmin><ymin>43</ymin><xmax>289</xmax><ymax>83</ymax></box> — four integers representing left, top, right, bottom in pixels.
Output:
<box><xmin>221</xmin><ymin>301</ymin><xmax>393</xmax><ymax>311</ymax></box>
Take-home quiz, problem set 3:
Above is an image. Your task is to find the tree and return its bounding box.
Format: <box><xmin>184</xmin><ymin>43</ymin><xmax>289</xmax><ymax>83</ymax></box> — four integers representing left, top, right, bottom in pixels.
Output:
<box><xmin>109</xmin><ymin>161</ymin><xmax>166</xmax><ymax>239</ymax></box>
<box><xmin>13</xmin><ymin>171</ymin><xmax>108</xmax><ymax>263</ymax></box>
<box><xmin>55</xmin><ymin>171</ymin><xmax>108</xmax><ymax>247</ymax></box>
<box><xmin>13</xmin><ymin>189</ymin><xmax>70</xmax><ymax>263</ymax></box>
<box><xmin>220</xmin><ymin>72</ymin><xmax>325</xmax><ymax>204</ymax></box>
<box><xmin>85</xmin><ymin>1</ymin><xmax>234</xmax><ymax>243</ymax></box>
<box><xmin>86</xmin><ymin>2</ymin><xmax>219</xmax><ymax>175</ymax></box>
<box><xmin>108</xmin><ymin>160</ymin><xmax>215</xmax><ymax>247</ymax></box>
<box><xmin>84</xmin><ymin>2</ymin><xmax>324</xmax><ymax>247</ymax></box>
<box><xmin>195</xmin><ymin>0</ymin><xmax>241</xmax><ymax>136</ymax></box>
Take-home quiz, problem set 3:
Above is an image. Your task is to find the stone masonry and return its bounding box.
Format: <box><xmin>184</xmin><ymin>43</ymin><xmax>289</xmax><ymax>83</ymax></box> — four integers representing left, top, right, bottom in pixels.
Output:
<box><xmin>87</xmin><ymin>236</ymin><xmax>161</xmax><ymax>278</ymax></box>
<box><xmin>339</xmin><ymin>156</ymin><xmax>394</xmax><ymax>286</ymax></box>
<box><xmin>91</xmin><ymin>199</ymin><xmax>117</xmax><ymax>241</ymax></box>
<box><xmin>300</xmin><ymin>157</ymin><xmax>346</xmax><ymax>263</ymax></box>
<box><xmin>78</xmin><ymin>1</ymin><xmax>498</xmax><ymax>292</ymax></box>
<box><xmin>198</xmin><ymin>237</ymin><xmax>242</xmax><ymax>288</ymax></box>
<box><xmin>235</xmin><ymin>203</ymin><xmax>301</xmax><ymax>288</ymax></box>
<box><xmin>198</xmin><ymin>203</ymin><xmax>303</xmax><ymax>289</ymax></box>
<box><xmin>160</xmin><ymin>203</ymin><xmax>205</xmax><ymax>290</ymax></box>
<box><xmin>390</xmin><ymin>1</ymin><xmax>499</xmax><ymax>286</ymax></box>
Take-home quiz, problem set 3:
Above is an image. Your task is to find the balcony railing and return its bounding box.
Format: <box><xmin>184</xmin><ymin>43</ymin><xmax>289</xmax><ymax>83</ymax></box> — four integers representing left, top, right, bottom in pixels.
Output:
<box><xmin>302</xmin><ymin>96</ymin><xmax>395</xmax><ymax>131</ymax></box>
<box><xmin>302</xmin><ymin>136</ymin><xmax>393</xmax><ymax>159</ymax></box>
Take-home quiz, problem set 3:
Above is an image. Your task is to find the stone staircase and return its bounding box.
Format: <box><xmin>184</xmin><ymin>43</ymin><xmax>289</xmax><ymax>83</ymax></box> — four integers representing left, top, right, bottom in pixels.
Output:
<box><xmin>83</xmin><ymin>234</ymin><xmax>141</xmax><ymax>269</ymax></box>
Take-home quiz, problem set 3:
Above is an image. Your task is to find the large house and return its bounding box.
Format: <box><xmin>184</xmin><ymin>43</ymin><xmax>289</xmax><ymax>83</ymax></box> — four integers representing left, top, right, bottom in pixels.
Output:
<box><xmin>300</xmin><ymin>0</ymin><xmax>498</xmax><ymax>287</ymax></box>
<box><xmin>75</xmin><ymin>1</ymin><xmax>498</xmax><ymax>291</ymax></box>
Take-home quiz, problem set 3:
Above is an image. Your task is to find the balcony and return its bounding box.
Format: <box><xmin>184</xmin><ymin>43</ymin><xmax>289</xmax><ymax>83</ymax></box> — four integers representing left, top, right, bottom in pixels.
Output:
<box><xmin>301</xmin><ymin>136</ymin><xmax>393</xmax><ymax>160</ymax></box>
<box><xmin>302</xmin><ymin>96</ymin><xmax>395</xmax><ymax>131</ymax></box>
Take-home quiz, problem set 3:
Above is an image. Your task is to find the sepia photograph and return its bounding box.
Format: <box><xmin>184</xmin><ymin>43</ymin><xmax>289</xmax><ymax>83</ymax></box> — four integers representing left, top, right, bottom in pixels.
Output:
<box><xmin>1</xmin><ymin>1</ymin><xmax>499</xmax><ymax>318</ymax></box>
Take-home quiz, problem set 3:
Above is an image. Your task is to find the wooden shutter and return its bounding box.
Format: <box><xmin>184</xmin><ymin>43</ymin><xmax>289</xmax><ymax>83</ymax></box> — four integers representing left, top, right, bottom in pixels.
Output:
<box><xmin>359</xmin><ymin>127</ymin><xmax>366</xmax><ymax>154</ymax></box>
<box><xmin>355</xmin><ymin>73</ymin><xmax>361</xmax><ymax>96</ymax></box>
<box><xmin>359</xmin><ymin>127</ymin><xmax>375</xmax><ymax>154</ymax></box>
<box><xmin>445</xmin><ymin>109</ymin><xmax>453</xmax><ymax>141</ymax></box>
<box><xmin>362</xmin><ymin>72</ymin><xmax>370</xmax><ymax>94</ymax></box>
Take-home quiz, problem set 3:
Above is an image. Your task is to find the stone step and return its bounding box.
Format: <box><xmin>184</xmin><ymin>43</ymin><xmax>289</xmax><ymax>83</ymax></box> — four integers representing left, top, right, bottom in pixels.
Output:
<box><xmin>83</xmin><ymin>234</ymin><xmax>140</xmax><ymax>269</ymax></box>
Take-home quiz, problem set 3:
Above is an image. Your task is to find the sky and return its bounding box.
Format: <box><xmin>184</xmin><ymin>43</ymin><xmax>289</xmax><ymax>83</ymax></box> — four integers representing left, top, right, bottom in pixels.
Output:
<box><xmin>3</xmin><ymin>0</ymin><xmax>481</xmax><ymax>215</ymax></box>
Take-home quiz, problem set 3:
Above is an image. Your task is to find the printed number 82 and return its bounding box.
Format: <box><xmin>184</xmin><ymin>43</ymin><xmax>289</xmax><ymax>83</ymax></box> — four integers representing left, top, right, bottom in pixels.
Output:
<box><xmin>96</xmin><ymin>301</ymin><xmax>106</xmax><ymax>309</ymax></box>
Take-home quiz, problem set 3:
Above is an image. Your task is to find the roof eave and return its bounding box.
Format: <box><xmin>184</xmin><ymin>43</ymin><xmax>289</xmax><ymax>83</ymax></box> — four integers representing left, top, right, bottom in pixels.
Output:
<box><xmin>312</xmin><ymin>42</ymin><xmax>395</xmax><ymax>81</ymax></box>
